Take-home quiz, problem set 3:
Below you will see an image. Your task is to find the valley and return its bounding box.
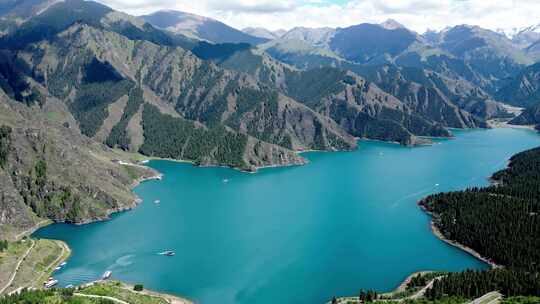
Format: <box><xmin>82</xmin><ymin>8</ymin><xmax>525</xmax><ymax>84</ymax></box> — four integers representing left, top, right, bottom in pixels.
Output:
<box><xmin>1</xmin><ymin>0</ymin><xmax>540</xmax><ymax>303</ymax></box>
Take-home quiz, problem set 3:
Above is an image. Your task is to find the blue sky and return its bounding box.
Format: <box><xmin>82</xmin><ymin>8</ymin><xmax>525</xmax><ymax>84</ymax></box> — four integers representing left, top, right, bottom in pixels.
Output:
<box><xmin>97</xmin><ymin>0</ymin><xmax>540</xmax><ymax>34</ymax></box>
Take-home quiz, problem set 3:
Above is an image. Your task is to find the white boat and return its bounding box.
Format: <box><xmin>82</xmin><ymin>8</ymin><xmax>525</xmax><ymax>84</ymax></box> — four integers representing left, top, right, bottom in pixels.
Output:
<box><xmin>44</xmin><ymin>279</ymin><xmax>58</xmax><ymax>288</ymax></box>
<box><xmin>102</xmin><ymin>270</ymin><xmax>112</xmax><ymax>280</ymax></box>
<box><xmin>60</xmin><ymin>262</ymin><xmax>67</xmax><ymax>266</ymax></box>
<box><xmin>154</xmin><ymin>200</ymin><xmax>160</xmax><ymax>204</ymax></box>
<box><xmin>223</xmin><ymin>179</ymin><xmax>229</xmax><ymax>183</ymax></box>
<box><xmin>158</xmin><ymin>250</ymin><xmax>175</xmax><ymax>256</ymax></box>
<box><xmin>54</xmin><ymin>266</ymin><xmax>61</xmax><ymax>271</ymax></box>
<box><xmin>66</xmin><ymin>284</ymin><xmax>74</xmax><ymax>289</ymax></box>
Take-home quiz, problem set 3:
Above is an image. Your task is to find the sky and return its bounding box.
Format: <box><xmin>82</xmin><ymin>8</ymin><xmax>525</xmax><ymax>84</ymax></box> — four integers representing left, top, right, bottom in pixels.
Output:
<box><xmin>95</xmin><ymin>0</ymin><xmax>540</xmax><ymax>34</ymax></box>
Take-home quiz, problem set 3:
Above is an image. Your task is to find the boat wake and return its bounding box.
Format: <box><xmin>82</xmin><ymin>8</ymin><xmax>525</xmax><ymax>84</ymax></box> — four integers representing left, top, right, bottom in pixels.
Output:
<box><xmin>115</xmin><ymin>254</ymin><xmax>135</xmax><ymax>267</ymax></box>
<box><xmin>390</xmin><ymin>184</ymin><xmax>441</xmax><ymax>208</ymax></box>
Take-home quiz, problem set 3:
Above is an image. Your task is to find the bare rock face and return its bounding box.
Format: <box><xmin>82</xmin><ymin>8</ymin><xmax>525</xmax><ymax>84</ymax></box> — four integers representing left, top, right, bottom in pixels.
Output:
<box><xmin>496</xmin><ymin>62</ymin><xmax>540</xmax><ymax>108</ymax></box>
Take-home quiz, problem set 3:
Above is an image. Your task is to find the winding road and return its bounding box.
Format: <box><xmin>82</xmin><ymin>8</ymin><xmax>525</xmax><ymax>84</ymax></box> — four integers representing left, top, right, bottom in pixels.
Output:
<box><xmin>74</xmin><ymin>293</ymin><xmax>130</xmax><ymax>304</ymax></box>
<box><xmin>0</xmin><ymin>239</ymin><xmax>35</xmax><ymax>294</ymax></box>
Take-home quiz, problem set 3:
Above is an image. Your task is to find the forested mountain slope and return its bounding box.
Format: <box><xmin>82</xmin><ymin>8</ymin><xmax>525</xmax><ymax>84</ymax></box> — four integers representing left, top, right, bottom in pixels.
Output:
<box><xmin>218</xmin><ymin>49</ymin><xmax>516</xmax><ymax>142</ymax></box>
<box><xmin>22</xmin><ymin>23</ymin><xmax>352</xmax><ymax>159</ymax></box>
<box><xmin>0</xmin><ymin>88</ymin><xmax>155</xmax><ymax>240</ymax></box>
<box><xmin>1</xmin><ymin>0</ymin><xmax>479</xmax><ymax>156</ymax></box>
<box><xmin>420</xmin><ymin>147</ymin><xmax>540</xmax><ymax>300</ymax></box>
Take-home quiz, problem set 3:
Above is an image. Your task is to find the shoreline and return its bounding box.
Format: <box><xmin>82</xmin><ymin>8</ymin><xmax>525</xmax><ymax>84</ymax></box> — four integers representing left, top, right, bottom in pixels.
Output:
<box><xmin>140</xmin><ymin>155</ymin><xmax>309</xmax><ymax>174</ymax></box>
<box><xmin>429</xmin><ymin>221</ymin><xmax>500</xmax><ymax>269</ymax></box>
<box><xmin>487</xmin><ymin>119</ymin><xmax>536</xmax><ymax>130</ymax></box>
<box><xmin>78</xmin><ymin>280</ymin><xmax>193</xmax><ymax>304</ymax></box>
<box><xmin>416</xmin><ymin>147</ymin><xmax>520</xmax><ymax>271</ymax></box>
<box><xmin>392</xmin><ymin>271</ymin><xmax>434</xmax><ymax>294</ymax></box>
<box><xmin>17</xmin><ymin>127</ymin><xmax>526</xmax><ymax>302</ymax></box>
<box><xmin>418</xmin><ymin>202</ymin><xmax>500</xmax><ymax>269</ymax></box>
<box><xmin>77</xmin><ymin>172</ymin><xmax>165</xmax><ymax>225</ymax></box>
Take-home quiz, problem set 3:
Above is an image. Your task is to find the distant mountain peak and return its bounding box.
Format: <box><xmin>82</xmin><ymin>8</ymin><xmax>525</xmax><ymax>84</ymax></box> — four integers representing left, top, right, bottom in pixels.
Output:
<box><xmin>518</xmin><ymin>24</ymin><xmax>540</xmax><ymax>35</ymax></box>
<box><xmin>380</xmin><ymin>19</ymin><xmax>405</xmax><ymax>30</ymax></box>
<box><xmin>142</xmin><ymin>10</ymin><xmax>267</xmax><ymax>45</ymax></box>
<box><xmin>242</xmin><ymin>27</ymin><xmax>284</xmax><ymax>40</ymax></box>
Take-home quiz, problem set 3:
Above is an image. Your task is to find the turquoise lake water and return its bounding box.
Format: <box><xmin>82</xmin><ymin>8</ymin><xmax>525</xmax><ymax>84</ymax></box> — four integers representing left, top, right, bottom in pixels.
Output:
<box><xmin>35</xmin><ymin>128</ymin><xmax>540</xmax><ymax>304</ymax></box>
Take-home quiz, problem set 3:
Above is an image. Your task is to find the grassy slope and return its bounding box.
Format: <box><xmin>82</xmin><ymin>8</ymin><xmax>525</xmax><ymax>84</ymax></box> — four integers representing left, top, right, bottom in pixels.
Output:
<box><xmin>0</xmin><ymin>239</ymin><xmax>69</xmax><ymax>294</ymax></box>
<box><xmin>0</xmin><ymin>90</ymin><xmax>157</xmax><ymax>239</ymax></box>
<box><xmin>1</xmin><ymin>280</ymin><xmax>191</xmax><ymax>304</ymax></box>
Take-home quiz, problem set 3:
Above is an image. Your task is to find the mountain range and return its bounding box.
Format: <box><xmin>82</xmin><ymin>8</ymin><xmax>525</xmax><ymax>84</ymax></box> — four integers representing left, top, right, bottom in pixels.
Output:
<box><xmin>0</xmin><ymin>0</ymin><xmax>540</xmax><ymax>238</ymax></box>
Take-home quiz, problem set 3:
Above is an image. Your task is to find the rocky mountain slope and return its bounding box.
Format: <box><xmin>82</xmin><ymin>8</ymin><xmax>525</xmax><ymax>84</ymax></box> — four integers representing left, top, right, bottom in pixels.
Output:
<box><xmin>511</xmin><ymin>24</ymin><xmax>540</xmax><ymax>49</ymax></box>
<box><xmin>220</xmin><ymin>49</ymin><xmax>506</xmax><ymax>131</ymax></box>
<box><xmin>510</xmin><ymin>103</ymin><xmax>540</xmax><ymax>128</ymax></box>
<box><xmin>259</xmin><ymin>21</ymin><xmax>536</xmax><ymax>101</ymax></box>
<box><xmin>21</xmin><ymin>22</ymin><xmax>315</xmax><ymax>167</ymax></box>
<box><xmin>496</xmin><ymin>62</ymin><xmax>540</xmax><ymax>108</ymax></box>
<box><xmin>3</xmin><ymin>0</ymin><xmax>481</xmax><ymax>156</ymax></box>
<box><xmin>0</xmin><ymin>0</ymin><xmax>60</xmax><ymax>35</ymax></box>
<box><xmin>242</xmin><ymin>27</ymin><xmax>284</xmax><ymax>40</ymax></box>
<box><xmin>220</xmin><ymin>49</ymin><xmax>467</xmax><ymax>144</ymax></box>
<box><xmin>0</xmin><ymin>88</ymin><xmax>155</xmax><ymax>240</ymax></box>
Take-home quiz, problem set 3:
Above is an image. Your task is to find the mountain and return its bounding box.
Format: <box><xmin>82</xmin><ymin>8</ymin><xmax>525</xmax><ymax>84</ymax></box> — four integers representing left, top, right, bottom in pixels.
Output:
<box><xmin>259</xmin><ymin>22</ymin><xmax>535</xmax><ymax>97</ymax></box>
<box><xmin>257</xmin><ymin>22</ymin><xmax>421</xmax><ymax>66</ymax></box>
<box><xmin>330</xmin><ymin>23</ymin><xmax>419</xmax><ymax>64</ymax></box>
<box><xmin>280</xmin><ymin>27</ymin><xmax>336</xmax><ymax>47</ymax></box>
<box><xmin>242</xmin><ymin>27</ymin><xmax>284</xmax><ymax>40</ymax></box>
<box><xmin>0</xmin><ymin>0</ymin><xmax>197</xmax><ymax>50</ymax></box>
<box><xmin>141</xmin><ymin>10</ymin><xmax>267</xmax><ymax>45</ymax></box>
<box><xmin>0</xmin><ymin>87</ymin><xmax>156</xmax><ymax>240</ymax></box>
<box><xmin>510</xmin><ymin>103</ymin><xmax>540</xmax><ymax>128</ymax></box>
<box><xmin>218</xmin><ymin>49</ymin><xmax>499</xmax><ymax>144</ymax></box>
<box><xmin>412</xmin><ymin>25</ymin><xmax>532</xmax><ymax>94</ymax></box>
<box><xmin>222</xmin><ymin>51</ymin><xmax>452</xmax><ymax>144</ymax></box>
<box><xmin>349</xmin><ymin>64</ymin><xmax>506</xmax><ymax>124</ymax></box>
<box><xmin>526</xmin><ymin>40</ymin><xmax>540</xmax><ymax>62</ymax></box>
<box><xmin>0</xmin><ymin>0</ymin><xmax>60</xmax><ymax>34</ymax></box>
<box><xmin>1</xmin><ymin>1</ymin><xmax>359</xmax><ymax>159</ymax></box>
<box><xmin>435</xmin><ymin>25</ymin><xmax>532</xmax><ymax>65</ymax></box>
<box><xmin>251</xmin><ymin>44</ymin><xmax>509</xmax><ymax>124</ymax></box>
<box><xmin>379</xmin><ymin>19</ymin><xmax>406</xmax><ymax>30</ymax></box>
<box><xmin>496</xmin><ymin>62</ymin><xmax>540</xmax><ymax>108</ymax></box>
<box><xmin>511</xmin><ymin>24</ymin><xmax>540</xmax><ymax>49</ymax></box>
<box><xmin>0</xmin><ymin>0</ymin><xmax>529</xmax><ymax>237</ymax></box>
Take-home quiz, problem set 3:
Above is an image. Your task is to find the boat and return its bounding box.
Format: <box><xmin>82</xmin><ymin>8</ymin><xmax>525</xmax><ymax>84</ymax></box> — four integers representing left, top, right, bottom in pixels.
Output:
<box><xmin>223</xmin><ymin>179</ymin><xmax>229</xmax><ymax>183</ymax></box>
<box><xmin>60</xmin><ymin>262</ymin><xmax>67</xmax><ymax>266</ymax></box>
<box><xmin>54</xmin><ymin>266</ymin><xmax>61</xmax><ymax>271</ymax></box>
<box><xmin>44</xmin><ymin>279</ymin><xmax>58</xmax><ymax>288</ymax></box>
<box><xmin>66</xmin><ymin>284</ymin><xmax>74</xmax><ymax>289</ymax></box>
<box><xmin>154</xmin><ymin>200</ymin><xmax>160</xmax><ymax>204</ymax></box>
<box><xmin>102</xmin><ymin>270</ymin><xmax>112</xmax><ymax>280</ymax></box>
<box><xmin>158</xmin><ymin>250</ymin><xmax>175</xmax><ymax>256</ymax></box>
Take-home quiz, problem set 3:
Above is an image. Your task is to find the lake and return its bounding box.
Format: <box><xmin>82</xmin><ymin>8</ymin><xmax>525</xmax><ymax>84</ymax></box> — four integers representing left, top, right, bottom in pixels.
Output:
<box><xmin>35</xmin><ymin>128</ymin><xmax>540</xmax><ymax>304</ymax></box>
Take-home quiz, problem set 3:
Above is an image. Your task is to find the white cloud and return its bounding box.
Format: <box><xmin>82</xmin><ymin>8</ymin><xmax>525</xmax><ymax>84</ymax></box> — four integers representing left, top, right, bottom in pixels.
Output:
<box><xmin>94</xmin><ymin>0</ymin><xmax>540</xmax><ymax>33</ymax></box>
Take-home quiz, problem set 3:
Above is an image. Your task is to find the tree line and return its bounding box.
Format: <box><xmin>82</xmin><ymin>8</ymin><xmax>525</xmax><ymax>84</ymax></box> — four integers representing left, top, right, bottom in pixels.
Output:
<box><xmin>420</xmin><ymin>147</ymin><xmax>540</xmax><ymax>300</ymax></box>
